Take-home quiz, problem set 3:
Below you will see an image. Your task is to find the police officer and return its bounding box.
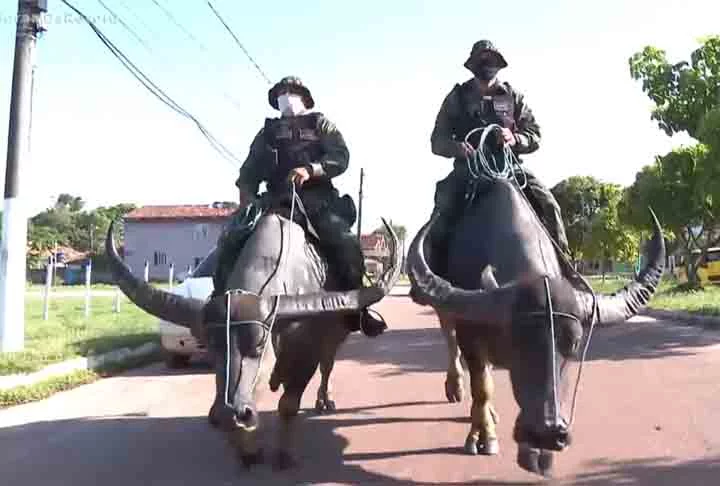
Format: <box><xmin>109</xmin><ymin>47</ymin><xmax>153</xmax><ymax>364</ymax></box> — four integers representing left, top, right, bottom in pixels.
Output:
<box><xmin>213</xmin><ymin>76</ymin><xmax>387</xmax><ymax>337</ymax></box>
<box><xmin>426</xmin><ymin>40</ymin><xmax>570</xmax><ymax>275</ymax></box>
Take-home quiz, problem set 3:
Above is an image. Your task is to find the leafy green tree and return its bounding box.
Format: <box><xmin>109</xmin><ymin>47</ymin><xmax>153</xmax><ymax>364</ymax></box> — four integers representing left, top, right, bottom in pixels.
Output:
<box><xmin>629</xmin><ymin>36</ymin><xmax>720</xmax><ymax>138</ymax></box>
<box><xmin>551</xmin><ymin>176</ymin><xmax>608</xmax><ymax>263</ymax></box>
<box><xmin>626</xmin><ymin>36</ymin><xmax>720</xmax><ymax>286</ymax></box>
<box><xmin>373</xmin><ymin>222</ymin><xmax>407</xmax><ymax>245</ymax></box>
<box><xmin>621</xmin><ymin>145</ymin><xmax>720</xmax><ymax>286</ymax></box>
<box><xmin>583</xmin><ymin>184</ymin><xmax>640</xmax><ymax>279</ymax></box>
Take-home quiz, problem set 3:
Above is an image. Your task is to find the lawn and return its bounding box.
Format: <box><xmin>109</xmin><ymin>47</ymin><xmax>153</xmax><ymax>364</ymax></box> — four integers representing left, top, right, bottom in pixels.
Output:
<box><xmin>585</xmin><ymin>275</ymin><xmax>720</xmax><ymax>316</ymax></box>
<box><xmin>0</xmin><ymin>296</ymin><xmax>158</xmax><ymax>376</ymax></box>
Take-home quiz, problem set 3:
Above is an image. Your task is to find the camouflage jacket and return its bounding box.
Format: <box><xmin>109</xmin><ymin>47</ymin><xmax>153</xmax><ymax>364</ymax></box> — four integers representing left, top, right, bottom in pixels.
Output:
<box><xmin>430</xmin><ymin>79</ymin><xmax>541</xmax><ymax>165</ymax></box>
<box><xmin>234</xmin><ymin>113</ymin><xmax>349</xmax><ymax>197</ymax></box>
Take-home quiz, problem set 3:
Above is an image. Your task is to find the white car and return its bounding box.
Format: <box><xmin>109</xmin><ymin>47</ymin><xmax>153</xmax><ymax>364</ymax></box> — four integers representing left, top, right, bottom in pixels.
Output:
<box><xmin>159</xmin><ymin>248</ymin><xmax>217</xmax><ymax>368</ymax></box>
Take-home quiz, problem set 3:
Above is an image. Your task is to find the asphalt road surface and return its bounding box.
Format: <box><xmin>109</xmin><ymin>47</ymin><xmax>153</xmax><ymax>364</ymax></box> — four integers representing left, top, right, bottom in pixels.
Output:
<box><xmin>2</xmin><ymin>296</ymin><xmax>719</xmax><ymax>485</ymax></box>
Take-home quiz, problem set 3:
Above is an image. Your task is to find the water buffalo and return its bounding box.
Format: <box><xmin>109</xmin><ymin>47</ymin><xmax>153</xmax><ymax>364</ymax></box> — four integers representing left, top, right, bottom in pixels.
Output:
<box><xmin>106</xmin><ymin>195</ymin><xmax>401</xmax><ymax>469</ymax></box>
<box><xmin>407</xmin><ymin>172</ymin><xmax>664</xmax><ymax>476</ymax></box>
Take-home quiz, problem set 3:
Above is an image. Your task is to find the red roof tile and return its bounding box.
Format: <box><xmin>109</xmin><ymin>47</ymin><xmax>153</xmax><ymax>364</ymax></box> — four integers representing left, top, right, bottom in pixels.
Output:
<box><xmin>360</xmin><ymin>233</ymin><xmax>387</xmax><ymax>251</ymax></box>
<box><xmin>125</xmin><ymin>205</ymin><xmax>235</xmax><ymax>221</ymax></box>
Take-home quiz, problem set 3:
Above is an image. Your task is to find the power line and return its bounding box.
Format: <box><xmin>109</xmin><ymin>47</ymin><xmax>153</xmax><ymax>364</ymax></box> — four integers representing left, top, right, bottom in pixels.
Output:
<box><xmin>61</xmin><ymin>0</ymin><xmax>243</xmax><ymax>167</ymax></box>
<box><xmin>206</xmin><ymin>1</ymin><xmax>272</xmax><ymax>85</ymax></box>
<box><xmin>148</xmin><ymin>0</ymin><xmax>210</xmax><ymax>53</ymax></box>
<box><xmin>145</xmin><ymin>0</ymin><xmax>246</xmax><ymax>112</ymax></box>
<box><xmin>117</xmin><ymin>0</ymin><xmax>159</xmax><ymax>40</ymax></box>
<box><xmin>95</xmin><ymin>0</ymin><xmax>153</xmax><ymax>53</ymax></box>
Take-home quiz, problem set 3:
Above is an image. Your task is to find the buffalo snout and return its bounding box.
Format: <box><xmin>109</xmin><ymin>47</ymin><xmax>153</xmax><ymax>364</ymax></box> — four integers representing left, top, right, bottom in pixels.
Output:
<box><xmin>514</xmin><ymin>418</ymin><xmax>572</xmax><ymax>452</ymax></box>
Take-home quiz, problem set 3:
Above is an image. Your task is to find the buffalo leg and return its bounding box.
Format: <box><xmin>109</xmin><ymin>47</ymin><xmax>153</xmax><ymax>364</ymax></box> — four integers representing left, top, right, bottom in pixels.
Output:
<box><xmin>463</xmin><ymin>341</ymin><xmax>499</xmax><ymax>455</ymax></box>
<box><xmin>439</xmin><ymin>313</ymin><xmax>464</xmax><ymax>403</ymax></box>
<box><xmin>316</xmin><ymin>324</ymin><xmax>349</xmax><ymax>413</ymax></box>
<box><xmin>273</xmin><ymin>338</ymin><xmax>324</xmax><ymax>469</ymax></box>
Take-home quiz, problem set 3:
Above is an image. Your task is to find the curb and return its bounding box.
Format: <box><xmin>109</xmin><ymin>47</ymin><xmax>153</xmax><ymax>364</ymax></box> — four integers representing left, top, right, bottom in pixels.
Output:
<box><xmin>640</xmin><ymin>308</ymin><xmax>720</xmax><ymax>330</ymax></box>
<box><xmin>0</xmin><ymin>342</ymin><xmax>160</xmax><ymax>391</ymax></box>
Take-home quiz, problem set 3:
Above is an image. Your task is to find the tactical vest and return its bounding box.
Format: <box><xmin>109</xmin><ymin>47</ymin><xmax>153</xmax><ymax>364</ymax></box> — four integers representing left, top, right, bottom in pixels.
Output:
<box><xmin>451</xmin><ymin>82</ymin><xmax>516</xmax><ymax>147</ymax></box>
<box><xmin>263</xmin><ymin>112</ymin><xmax>327</xmax><ymax>192</ymax></box>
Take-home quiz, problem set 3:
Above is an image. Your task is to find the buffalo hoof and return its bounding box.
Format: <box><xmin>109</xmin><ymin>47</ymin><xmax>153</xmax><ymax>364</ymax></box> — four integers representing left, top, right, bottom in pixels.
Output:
<box><xmin>239</xmin><ymin>448</ymin><xmax>264</xmax><ymax>469</ymax></box>
<box><xmin>464</xmin><ymin>436</ymin><xmax>499</xmax><ymax>456</ymax></box>
<box><xmin>538</xmin><ymin>449</ymin><xmax>554</xmax><ymax>476</ymax></box>
<box><xmin>517</xmin><ymin>443</ymin><xmax>540</xmax><ymax>475</ymax></box>
<box><xmin>269</xmin><ymin>370</ymin><xmax>281</xmax><ymax>392</ymax></box>
<box><xmin>464</xmin><ymin>435</ymin><xmax>479</xmax><ymax>455</ymax></box>
<box><xmin>444</xmin><ymin>376</ymin><xmax>464</xmax><ymax>403</ymax></box>
<box><xmin>517</xmin><ymin>443</ymin><xmax>553</xmax><ymax>477</ymax></box>
<box><xmin>315</xmin><ymin>398</ymin><xmax>337</xmax><ymax>414</ymax></box>
<box><xmin>208</xmin><ymin>402</ymin><xmax>221</xmax><ymax>429</ymax></box>
<box><xmin>273</xmin><ymin>450</ymin><xmax>297</xmax><ymax>471</ymax></box>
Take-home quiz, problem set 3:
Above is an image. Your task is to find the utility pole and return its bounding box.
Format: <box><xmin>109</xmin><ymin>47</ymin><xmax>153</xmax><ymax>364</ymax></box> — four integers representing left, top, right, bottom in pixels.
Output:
<box><xmin>356</xmin><ymin>168</ymin><xmax>364</xmax><ymax>239</ymax></box>
<box><xmin>0</xmin><ymin>1</ymin><xmax>47</xmax><ymax>352</ymax></box>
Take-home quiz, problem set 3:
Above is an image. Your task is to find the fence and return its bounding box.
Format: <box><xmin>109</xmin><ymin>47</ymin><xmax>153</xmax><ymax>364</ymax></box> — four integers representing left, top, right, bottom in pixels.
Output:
<box><xmin>36</xmin><ymin>259</ymin><xmax>185</xmax><ymax>321</ymax></box>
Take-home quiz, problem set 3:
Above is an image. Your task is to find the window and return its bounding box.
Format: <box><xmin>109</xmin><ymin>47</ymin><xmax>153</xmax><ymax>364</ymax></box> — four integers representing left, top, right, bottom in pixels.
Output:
<box><xmin>153</xmin><ymin>252</ymin><xmax>167</xmax><ymax>266</ymax></box>
<box><xmin>193</xmin><ymin>224</ymin><xmax>209</xmax><ymax>241</ymax></box>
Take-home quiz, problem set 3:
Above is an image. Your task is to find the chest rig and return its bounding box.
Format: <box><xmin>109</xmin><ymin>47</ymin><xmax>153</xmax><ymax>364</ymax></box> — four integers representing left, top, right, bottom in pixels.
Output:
<box><xmin>263</xmin><ymin>113</ymin><xmax>325</xmax><ymax>192</ymax></box>
<box><xmin>451</xmin><ymin>82</ymin><xmax>516</xmax><ymax>147</ymax></box>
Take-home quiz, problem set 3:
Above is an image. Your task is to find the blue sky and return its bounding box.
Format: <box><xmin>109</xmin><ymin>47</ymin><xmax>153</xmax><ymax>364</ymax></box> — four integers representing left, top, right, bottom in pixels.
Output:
<box><xmin>0</xmin><ymin>0</ymin><xmax>718</xmax><ymax>239</ymax></box>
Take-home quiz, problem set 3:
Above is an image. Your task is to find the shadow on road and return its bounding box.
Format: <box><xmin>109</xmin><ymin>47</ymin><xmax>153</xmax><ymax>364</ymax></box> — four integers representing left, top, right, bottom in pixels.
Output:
<box><xmin>1</xmin><ymin>400</ymin><xmax>716</xmax><ymax>485</ymax></box>
<box><xmin>584</xmin><ymin>319</ymin><xmax>720</xmax><ymax>362</ymax></box>
<box><xmin>334</xmin><ymin>318</ymin><xmax>720</xmax><ymax>378</ymax></box>
<box><xmin>571</xmin><ymin>456</ymin><xmax>720</xmax><ymax>486</ymax></box>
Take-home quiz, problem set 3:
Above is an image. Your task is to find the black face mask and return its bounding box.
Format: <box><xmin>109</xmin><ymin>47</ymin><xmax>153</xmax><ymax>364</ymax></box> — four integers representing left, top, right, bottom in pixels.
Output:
<box><xmin>473</xmin><ymin>65</ymin><xmax>500</xmax><ymax>82</ymax></box>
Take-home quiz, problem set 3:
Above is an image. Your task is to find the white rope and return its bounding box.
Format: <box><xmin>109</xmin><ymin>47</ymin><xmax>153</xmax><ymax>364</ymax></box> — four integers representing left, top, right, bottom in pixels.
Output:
<box><xmin>464</xmin><ymin>124</ymin><xmax>527</xmax><ymax>189</ymax></box>
<box><xmin>543</xmin><ymin>276</ymin><xmax>561</xmax><ymax>428</ymax></box>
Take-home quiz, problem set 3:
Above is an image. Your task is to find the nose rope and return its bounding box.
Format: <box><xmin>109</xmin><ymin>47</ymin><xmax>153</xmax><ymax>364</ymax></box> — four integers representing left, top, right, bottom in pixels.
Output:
<box><xmin>543</xmin><ymin>276</ymin><xmax>561</xmax><ymax>428</ymax></box>
<box><xmin>223</xmin><ymin>183</ymin><xmax>298</xmax><ymax>407</ymax></box>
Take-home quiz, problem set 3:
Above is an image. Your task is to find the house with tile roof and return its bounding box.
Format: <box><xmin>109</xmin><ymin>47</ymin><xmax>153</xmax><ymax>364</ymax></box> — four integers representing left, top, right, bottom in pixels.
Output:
<box><xmin>124</xmin><ymin>203</ymin><xmax>396</xmax><ymax>281</ymax></box>
<box><xmin>122</xmin><ymin>203</ymin><xmax>235</xmax><ymax>280</ymax></box>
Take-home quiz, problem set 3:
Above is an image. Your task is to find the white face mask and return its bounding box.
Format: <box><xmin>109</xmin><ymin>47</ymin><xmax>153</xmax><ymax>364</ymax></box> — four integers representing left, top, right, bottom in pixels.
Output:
<box><xmin>277</xmin><ymin>94</ymin><xmax>306</xmax><ymax>116</ymax></box>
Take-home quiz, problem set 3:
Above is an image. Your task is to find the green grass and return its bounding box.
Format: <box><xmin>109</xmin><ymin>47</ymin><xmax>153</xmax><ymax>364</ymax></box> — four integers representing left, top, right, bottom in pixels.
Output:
<box><xmin>26</xmin><ymin>283</ymin><xmax>173</xmax><ymax>292</ymax></box>
<box><xmin>0</xmin><ymin>297</ymin><xmax>158</xmax><ymax>376</ymax></box>
<box><xmin>586</xmin><ymin>275</ymin><xmax>720</xmax><ymax>316</ymax></box>
<box><xmin>0</xmin><ymin>349</ymin><xmax>161</xmax><ymax>408</ymax></box>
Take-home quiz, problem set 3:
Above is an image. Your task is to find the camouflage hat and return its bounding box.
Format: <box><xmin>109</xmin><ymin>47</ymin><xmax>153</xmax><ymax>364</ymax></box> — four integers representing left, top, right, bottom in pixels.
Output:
<box><xmin>268</xmin><ymin>76</ymin><xmax>315</xmax><ymax>110</ymax></box>
<box><xmin>463</xmin><ymin>40</ymin><xmax>508</xmax><ymax>71</ymax></box>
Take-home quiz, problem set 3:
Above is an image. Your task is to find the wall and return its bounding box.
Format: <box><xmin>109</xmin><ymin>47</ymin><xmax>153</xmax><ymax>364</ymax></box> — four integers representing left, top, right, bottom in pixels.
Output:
<box><xmin>123</xmin><ymin>219</ymin><xmax>225</xmax><ymax>280</ymax></box>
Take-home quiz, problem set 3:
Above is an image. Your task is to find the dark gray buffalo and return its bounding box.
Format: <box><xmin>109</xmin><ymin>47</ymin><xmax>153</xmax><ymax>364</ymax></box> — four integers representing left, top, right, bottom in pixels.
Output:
<box><xmin>407</xmin><ymin>176</ymin><xmax>664</xmax><ymax>476</ymax></box>
<box><xmin>106</xmin><ymin>197</ymin><xmax>401</xmax><ymax>469</ymax></box>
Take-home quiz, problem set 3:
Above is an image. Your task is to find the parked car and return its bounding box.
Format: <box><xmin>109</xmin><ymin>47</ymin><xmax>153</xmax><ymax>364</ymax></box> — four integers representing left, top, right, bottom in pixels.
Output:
<box><xmin>159</xmin><ymin>248</ymin><xmax>217</xmax><ymax>368</ymax></box>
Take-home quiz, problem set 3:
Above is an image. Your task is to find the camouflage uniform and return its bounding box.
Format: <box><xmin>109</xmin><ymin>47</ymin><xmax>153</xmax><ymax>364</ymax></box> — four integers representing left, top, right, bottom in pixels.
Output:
<box><xmin>213</xmin><ymin>76</ymin><xmax>386</xmax><ymax>337</ymax></box>
<box><xmin>426</xmin><ymin>41</ymin><xmax>569</xmax><ymax>275</ymax></box>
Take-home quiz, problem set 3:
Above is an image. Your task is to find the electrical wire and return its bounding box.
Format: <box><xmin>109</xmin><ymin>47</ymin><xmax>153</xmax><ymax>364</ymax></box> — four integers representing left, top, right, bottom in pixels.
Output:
<box><xmin>206</xmin><ymin>1</ymin><xmax>272</xmax><ymax>85</ymax></box>
<box><xmin>95</xmin><ymin>0</ymin><xmax>153</xmax><ymax>53</ymax></box>
<box><xmin>61</xmin><ymin>0</ymin><xmax>243</xmax><ymax>167</ymax></box>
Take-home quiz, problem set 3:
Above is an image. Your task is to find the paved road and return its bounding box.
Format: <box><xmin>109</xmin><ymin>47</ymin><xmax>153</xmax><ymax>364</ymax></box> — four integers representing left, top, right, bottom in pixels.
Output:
<box><xmin>1</xmin><ymin>296</ymin><xmax>719</xmax><ymax>485</ymax></box>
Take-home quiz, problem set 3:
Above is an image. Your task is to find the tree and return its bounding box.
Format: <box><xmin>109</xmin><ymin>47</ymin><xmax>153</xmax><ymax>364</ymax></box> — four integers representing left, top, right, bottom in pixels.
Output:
<box><xmin>626</xmin><ymin>37</ymin><xmax>720</xmax><ymax>286</ymax></box>
<box><xmin>551</xmin><ymin>176</ymin><xmax>608</xmax><ymax>263</ymax></box>
<box><xmin>54</xmin><ymin>193</ymin><xmax>85</xmax><ymax>212</ymax></box>
<box><xmin>373</xmin><ymin>222</ymin><xmax>406</xmax><ymax>244</ymax></box>
<box><xmin>583</xmin><ymin>183</ymin><xmax>640</xmax><ymax>279</ymax></box>
<box><xmin>621</xmin><ymin>145</ymin><xmax>720</xmax><ymax>286</ymax></box>
<box><xmin>629</xmin><ymin>36</ymin><xmax>720</xmax><ymax>139</ymax></box>
<box><xmin>25</xmin><ymin>195</ymin><xmax>137</xmax><ymax>268</ymax></box>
